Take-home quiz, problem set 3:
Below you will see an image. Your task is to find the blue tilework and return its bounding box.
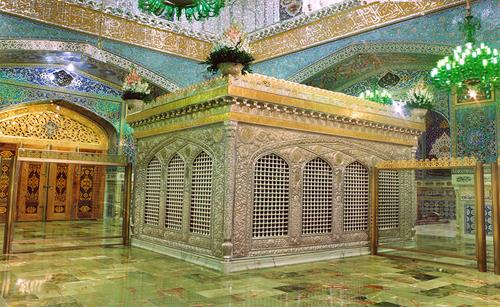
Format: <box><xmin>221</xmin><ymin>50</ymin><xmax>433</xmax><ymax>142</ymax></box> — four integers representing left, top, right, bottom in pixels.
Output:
<box><xmin>465</xmin><ymin>204</ymin><xmax>493</xmax><ymax>236</ymax></box>
<box><xmin>0</xmin><ymin>67</ymin><xmax>121</xmax><ymax>97</ymax></box>
<box><xmin>0</xmin><ymin>82</ymin><xmax>121</xmax><ymax>129</ymax></box>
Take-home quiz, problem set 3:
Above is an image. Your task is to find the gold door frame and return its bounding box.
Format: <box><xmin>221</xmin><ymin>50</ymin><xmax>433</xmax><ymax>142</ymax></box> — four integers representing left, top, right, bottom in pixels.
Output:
<box><xmin>493</xmin><ymin>160</ymin><xmax>500</xmax><ymax>275</ymax></box>
<box><xmin>371</xmin><ymin>157</ymin><xmax>487</xmax><ymax>273</ymax></box>
<box><xmin>2</xmin><ymin>149</ymin><xmax>131</xmax><ymax>254</ymax></box>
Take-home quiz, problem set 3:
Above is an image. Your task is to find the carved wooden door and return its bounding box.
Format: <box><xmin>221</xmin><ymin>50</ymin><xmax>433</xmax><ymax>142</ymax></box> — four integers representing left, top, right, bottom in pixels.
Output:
<box><xmin>16</xmin><ymin>162</ymin><xmax>47</xmax><ymax>221</ymax></box>
<box><xmin>46</xmin><ymin>163</ymin><xmax>74</xmax><ymax>221</ymax></box>
<box><xmin>0</xmin><ymin>149</ymin><xmax>15</xmax><ymax>222</ymax></box>
<box><xmin>72</xmin><ymin>165</ymin><xmax>105</xmax><ymax>220</ymax></box>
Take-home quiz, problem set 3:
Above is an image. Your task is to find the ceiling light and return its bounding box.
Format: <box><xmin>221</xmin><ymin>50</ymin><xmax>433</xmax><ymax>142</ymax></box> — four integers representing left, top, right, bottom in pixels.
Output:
<box><xmin>430</xmin><ymin>0</ymin><xmax>499</xmax><ymax>93</ymax></box>
<box><xmin>358</xmin><ymin>88</ymin><xmax>393</xmax><ymax>105</ymax></box>
<box><xmin>139</xmin><ymin>0</ymin><xmax>226</xmax><ymax>21</ymax></box>
<box><xmin>468</xmin><ymin>89</ymin><xmax>478</xmax><ymax>100</ymax></box>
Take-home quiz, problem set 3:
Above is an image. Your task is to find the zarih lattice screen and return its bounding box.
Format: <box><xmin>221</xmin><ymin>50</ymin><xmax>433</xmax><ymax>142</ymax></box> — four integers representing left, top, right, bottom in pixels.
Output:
<box><xmin>189</xmin><ymin>151</ymin><xmax>213</xmax><ymax>236</ymax></box>
<box><xmin>378</xmin><ymin>170</ymin><xmax>400</xmax><ymax>230</ymax></box>
<box><xmin>252</xmin><ymin>154</ymin><xmax>290</xmax><ymax>238</ymax></box>
<box><xmin>343</xmin><ymin>161</ymin><xmax>369</xmax><ymax>231</ymax></box>
<box><xmin>165</xmin><ymin>154</ymin><xmax>185</xmax><ymax>230</ymax></box>
<box><xmin>302</xmin><ymin>158</ymin><xmax>333</xmax><ymax>234</ymax></box>
<box><xmin>144</xmin><ymin>157</ymin><xmax>161</xmax><ymax>226</ymax></box>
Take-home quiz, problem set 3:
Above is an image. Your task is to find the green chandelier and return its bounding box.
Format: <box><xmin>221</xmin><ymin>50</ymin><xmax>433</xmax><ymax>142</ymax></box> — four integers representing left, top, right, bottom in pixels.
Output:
<box><xmin>358</xmin><ymin>88</ymin><xmax>393</xmax><ymax>105</ymax></box>
<box><xmin>430</xmin><ymin>1</ymin><xmax>499</xmax><ymax>92</ymax></box>
<box><xmin>138</xmin><ymin>0</ymin><xmax>225</xmax><ymax>21</ymax></box>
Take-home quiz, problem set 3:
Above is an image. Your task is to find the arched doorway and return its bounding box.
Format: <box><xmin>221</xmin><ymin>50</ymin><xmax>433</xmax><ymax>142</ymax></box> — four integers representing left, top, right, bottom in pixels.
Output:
<box><xmin>0</xmin><ymin>102</ymin><xmax>131</xmax><ymax>253</ymax></box>
<box><xmin>0</xmin><ymin>102</ymin><xmax>111</xmax><ymax>222</ymax></box>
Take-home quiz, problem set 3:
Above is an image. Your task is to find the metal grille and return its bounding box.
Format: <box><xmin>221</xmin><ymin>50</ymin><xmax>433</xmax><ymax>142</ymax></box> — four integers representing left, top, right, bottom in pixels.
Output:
<box><xmin>165</xmin><ymin>154</ymin><xmax>185</xmax><ymax>230</ymax></box>
<box><xmin>252</xmin><ymin>153</ymin><xmax>290</xmax><ymax>238</ymax></box>
<box><xmin>144</xmin><ymin>157</ymin><xmax>161</xmax><ymax>226</ymax></box>
<box><xmin>343</xmin><ymin>161</ymin><xmax>369</xmax><ymax>231</ymax></box>
<box><xmin>378</xmin><ymin>170</ymin><xmax>400</xmax><ymax>230</ymax></box>
<box><xmin>302</xmin><ymin>158</ymin><xmax>333</xmax><ymax>234</ymax></box>
<box><xmin>190</xmin><ymin>151</ymin><xmax>213</xmax><ymax>236</ymax></box>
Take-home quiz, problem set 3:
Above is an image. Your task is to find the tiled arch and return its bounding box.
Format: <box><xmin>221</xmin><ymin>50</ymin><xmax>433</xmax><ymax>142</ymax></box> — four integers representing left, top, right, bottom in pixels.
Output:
<box><xmin>0</xmin><ymin>39</ymin><xmax>180</xmax><ymax>91</ymax></box>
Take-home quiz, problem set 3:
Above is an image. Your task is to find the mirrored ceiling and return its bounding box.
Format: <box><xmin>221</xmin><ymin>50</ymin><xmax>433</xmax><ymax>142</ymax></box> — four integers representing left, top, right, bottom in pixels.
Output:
<box><xmin>77</xmin><ymin>0</ymin><xmax>364</xmax><ymax>38</ymax></box>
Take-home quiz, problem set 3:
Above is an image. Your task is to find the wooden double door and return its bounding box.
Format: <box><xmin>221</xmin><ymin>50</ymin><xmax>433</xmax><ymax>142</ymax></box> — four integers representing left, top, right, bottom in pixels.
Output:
<box><xmin>16</xmin><ymin>162</ymin><xmax>105</xmax><ymax>222</ymax></box>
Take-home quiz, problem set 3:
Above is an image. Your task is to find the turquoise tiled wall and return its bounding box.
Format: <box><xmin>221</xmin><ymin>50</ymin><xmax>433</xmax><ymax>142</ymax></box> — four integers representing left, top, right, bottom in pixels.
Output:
<box><xmin>0</xmin><ymin>13</ymin><xmax>207</xmax><ymax>88</ymax></box>
<box><xmin>252</xmin><ymin>0</ymin><xmax>499</xmax><ymax>80</ymax></box>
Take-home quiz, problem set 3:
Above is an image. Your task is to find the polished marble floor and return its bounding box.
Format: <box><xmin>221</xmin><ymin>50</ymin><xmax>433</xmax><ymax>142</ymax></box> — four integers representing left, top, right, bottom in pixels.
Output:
<box><xmin>0</xmin><ymin>220</ymin><xmax>123</xmax><ymax>252</ymax></box>
<box><xmin>1</xmin><ymin>246</ymin><xmax>500</xmax><ymax>306</ymax></box>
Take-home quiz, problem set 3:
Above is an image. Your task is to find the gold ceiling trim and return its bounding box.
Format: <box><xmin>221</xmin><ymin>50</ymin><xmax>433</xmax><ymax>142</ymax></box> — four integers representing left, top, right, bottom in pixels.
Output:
<box><xmin>250</xmin><ymin>0</ymin><xmax>465</xmax><ymax>61</ymax></box>
<box><xmin>0</xmin><ymin>0</ymin><xmax>211</xmax><ymax>61</ymax></box>
<box><xmin>0</xmin><ymin>0</ymin><xmax>464</xmax><ymax>62</ymax></box>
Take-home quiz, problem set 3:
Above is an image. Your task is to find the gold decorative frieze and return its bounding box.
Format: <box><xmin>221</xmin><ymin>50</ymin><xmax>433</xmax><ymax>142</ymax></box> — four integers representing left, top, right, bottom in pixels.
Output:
<box><xmin>376</xmin><ymin>157</ymin><xmax>478</xmax><ymax>170</ymax></box>
<box><xmin>128</xmin><ymin>74</ymin><xmax>425</xmax><ymax>146</ymax></box>
<box><xmin>0</xmin><ymin>0</ymin><xmax>464</xmax><ymax>62</ymax></box>
<box><xmin>250</xmin><ymin>0</ymin><xmax>465</xmax><ymax>61</ymax></box>
<box><xmin>0</xmin><ymin>151</ymin><xmax>14</xmax><ymax>160</ymax></box>
<box><xmin>17</xmin><ymin>149</ymin><xmax>127</xmax><ymax>166</ymax></box>
<box><xmin>0</xmin><ymin>0</ymin><xmax>211</xmax><ymax>61</ymax></box>
<box><xmin>0</xmin><ymin>103</ymin><xmax>109</xmax><ymax>150</ymax></box>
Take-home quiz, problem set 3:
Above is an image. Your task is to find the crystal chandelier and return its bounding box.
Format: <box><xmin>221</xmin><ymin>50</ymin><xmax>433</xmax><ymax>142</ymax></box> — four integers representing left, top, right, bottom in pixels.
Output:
<box><xmin>139</xmin><ymin>0</ymin><xmax>225</xmax><ymax>21</ymax></box>
<box><xmin>430</xmin><ymin>0</ymin><xmax>499</xmax><ymax>93</ymax></box>
<box><xmin>358</xmin><ymin>88</ymin><xmax>393</xmax><ymax>105</ymax></box>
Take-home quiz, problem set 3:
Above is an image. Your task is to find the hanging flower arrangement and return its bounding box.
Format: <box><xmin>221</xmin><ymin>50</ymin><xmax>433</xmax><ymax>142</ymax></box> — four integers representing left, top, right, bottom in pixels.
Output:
<box><xmin>203</xmin><ymin>23</ymin><xmax>255</xmax><ymax>75</ymax></box>
<box><xmin>405</xmin><ymin>80</ymin><xmax>434</xmax><ymax>110</ymax></box>
<box><xmin>122</xmin><ymin>68</ymin><xmax>151</xmax><ymax>100</ymax></box>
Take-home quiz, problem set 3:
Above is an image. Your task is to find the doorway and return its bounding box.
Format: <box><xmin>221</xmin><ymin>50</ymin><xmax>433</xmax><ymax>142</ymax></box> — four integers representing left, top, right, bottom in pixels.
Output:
<box><xmin>16</xmin><ymin>162</ymin><xmax>105</xmax><ymax>222</ymax></box>
<box><xmin>0</xmin><ymin>102</ymin><xmax>131</xmax><ymax>253</ymax></box>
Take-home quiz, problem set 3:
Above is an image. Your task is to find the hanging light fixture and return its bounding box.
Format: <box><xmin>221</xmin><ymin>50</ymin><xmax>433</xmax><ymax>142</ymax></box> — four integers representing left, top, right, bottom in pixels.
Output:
<box><xmin>358</xmin><ymin>87</ymin><xmax>393</xmax><ymax>105</ymax></box>
<box><xmin>430</xmin><ymin>0</ymin><xmax>499</xmax><ymax>94</ymax></box>
<box><xmin>139</xmin><ymin>0</ymin><xmax>226</xmax><ymax>21</ymax></box>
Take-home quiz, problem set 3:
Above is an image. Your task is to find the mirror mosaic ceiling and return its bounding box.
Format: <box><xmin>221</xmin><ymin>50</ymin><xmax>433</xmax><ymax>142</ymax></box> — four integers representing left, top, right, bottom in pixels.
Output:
<box><xmin>75</xmin><ymin>0</ymin><xmax>364</xmax><ymax>39</ymax></box>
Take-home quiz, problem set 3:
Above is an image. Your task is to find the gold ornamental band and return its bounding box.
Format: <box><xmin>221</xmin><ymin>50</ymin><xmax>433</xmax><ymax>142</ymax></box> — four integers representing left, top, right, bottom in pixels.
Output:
<box><xmin>0</xmin><ymin>0</ymin><xmax>211</xmax><ymax>61</ymax></box>
<box><xmin>251</xmin><ymin>0</ymin><xmax>465</xmax><ymax>61</ymax></box>
<box><xmin>0</xmin><ymin>0</ymin><xmax>465</xmax><ymax>62</ymax></box>
<box><xmin>133</xmin><ymin>110</ymin><xmax>419</xmax><ymax>147</ymax></box>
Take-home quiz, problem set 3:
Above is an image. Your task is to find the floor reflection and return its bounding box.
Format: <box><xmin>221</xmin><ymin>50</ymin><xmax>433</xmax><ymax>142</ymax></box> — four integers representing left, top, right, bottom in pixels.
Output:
<box><xmin>0</xmin><ymin>246</ymin><xmax>499</xmax><ymax>306</ymax></box>
<box><xmin>0</xmin><ymin>220</ymin><xmax>122</xmax><ymax>252</ymax></box>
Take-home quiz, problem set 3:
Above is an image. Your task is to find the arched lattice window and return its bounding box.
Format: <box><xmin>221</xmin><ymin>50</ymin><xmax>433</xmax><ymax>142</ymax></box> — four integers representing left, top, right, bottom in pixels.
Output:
<box><xmin>302</xmin><ymin>158</ymin><xmax>333</xmax><ymax>234</ymax></box>
<box><xmin>343</xmin><ymin>161</ymin><xmax>369</xmax><ymax>231</ymax></box>
<box><xmin>189</xmin><ymin>151</ymin><xmax>213</xmax><ymax>236</ymax></box>
<box><xmin>252</xmin><ymin>153</ymin><xmax>290</xmax><ymax>238</ymax></box>
<box><xmin>144</xmin><ymin>157</ymin><xmax>161</xmax><ymax>226</ymax></box>
<box><xmin>378</xmin><ymin>170</ymin><xmax>400</xmax><ymax>229</ymax></box>
<box><xmin>165</xmin><ymin>154</ymin><xmax>185</xmax><ymax>230</ymax></box>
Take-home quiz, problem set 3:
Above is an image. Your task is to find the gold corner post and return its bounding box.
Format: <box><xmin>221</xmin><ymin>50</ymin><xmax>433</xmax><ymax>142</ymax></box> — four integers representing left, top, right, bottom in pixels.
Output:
<box><xmin>492</xmin><ymin>162</ymin><xmax>500</xmax><ymax>274</ymax></box>
<box><xmin>474</xmin><ymin>162</ymin><xmax>486</xmax><ymax>272</ymax></box>
<box><xmin>370</xmin><ymin>167</ymin><xmax>379</xmax><ymax>255</ymax></box>
<box><xmin>122</xmin><ymin>163</ymin><xmax>133</xmax><ymax>246</ymax></box>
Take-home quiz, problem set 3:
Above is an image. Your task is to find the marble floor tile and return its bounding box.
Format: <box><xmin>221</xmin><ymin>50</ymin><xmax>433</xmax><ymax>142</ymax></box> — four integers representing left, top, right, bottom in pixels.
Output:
<box><xmin>1</xmin><ymin>246</ymin><xmax>500</xmax><ymax>306</ymax></box>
